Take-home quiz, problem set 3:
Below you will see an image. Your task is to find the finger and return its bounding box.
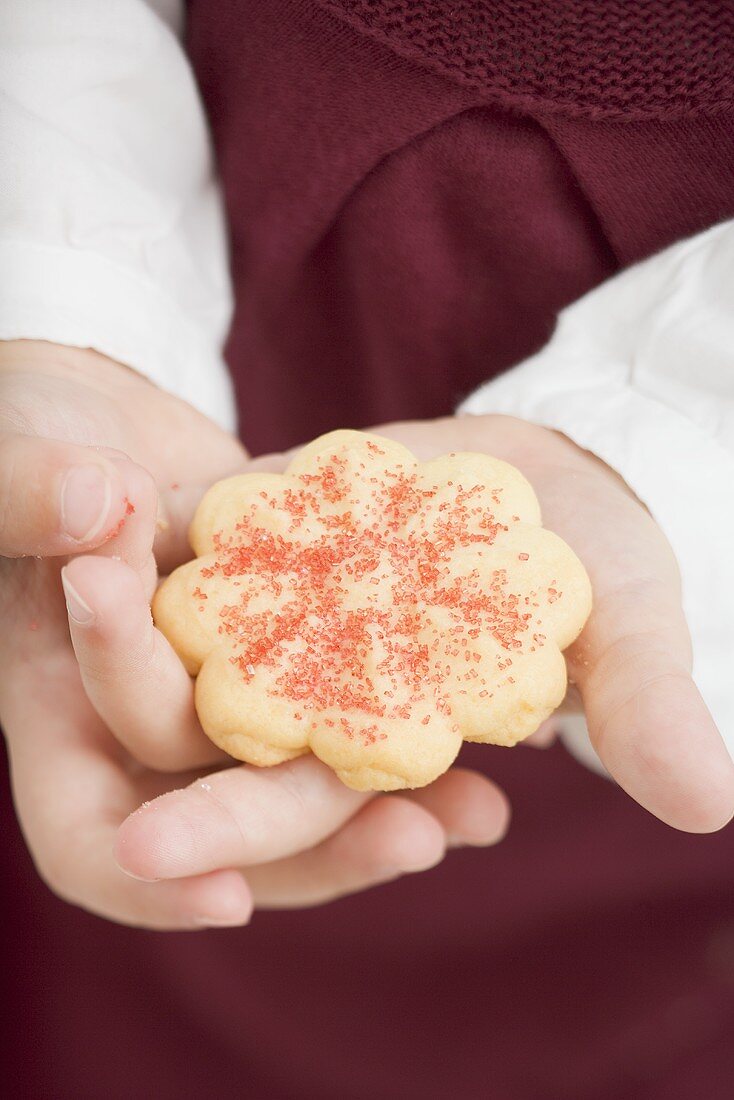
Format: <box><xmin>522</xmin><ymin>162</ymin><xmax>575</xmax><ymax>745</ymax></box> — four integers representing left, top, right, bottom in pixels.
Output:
<box><xmin>89</xmin><ymin>453</ymin><xmax>157</xmax><ymax>579</ymax></box>
<box><xmin>34</xmin><ymin>814</ymin><xmax>253</xmax><ymax>930</ymax></box>
<box><xmin>118</xmin><ymin>870</ymin><xmax>252</xmax><ymax>929</ymax></box>
<box><xmin>249</xmin><ymin>768</ymin><xmax>510</xmax><ymax>909</ymax></box>
<box><xmin>523</xmin><ymin>684</ymin><xmax>584</xmax><ymax>747</ymax></box>
<box><xmin>402</xmin><ymin>765</ymin><xmax>510</xmax><ymax>840</ymax></box>
<box><xmin>247</xmin><ymin>796</ymin><xmax>446</xmax><ymax>908</ymax></box>
<box><xmin>363</xmin><ymin>417</ymin><xmax>456</xmax><ymax>461</ymax></box>
<box><xmin>571</xmin><ymin>576</ymin><xmax>734</xmax><ymax>832</ymax></box>
<box><xmin>61</xmin><ymin>555</ymin><xmax>224</xmax><ymax>771</ymax></box>
<box><xmin>2</xmin><ymin>654</ymin><xmax>252</xmax><ymax>930</ymax></box>
<box><xmin>244</xmin><ymin>451</ymin><xmax>292</xmax><ymax>474</ymax></box>
<box><xmin>51</xmin><ymin>846</ymin><xmax>252</xmax><ymax>931</ymax></box>
<box><xmin>115</xmin><ymin>755</ymin><xmax>369</xmax><ymax>881</ymax></box>
<box><xmin>523</xmin><ymin>719</ymin><xmax>560</xmax><ymax>749</ymax></box>
<box><xmin>549</xmin><ymin>682</ymin><xmax>583</xmax><ymax>716</ymax></box>
<box><xmin>404</xmin><ymin>767</ymin><xmax>511</xmax><ymax>843</ymax></box>
<box><xmin>0</xmin><ymin>433</ymin><xmax>147</xmax><ymax>559</ymax></box>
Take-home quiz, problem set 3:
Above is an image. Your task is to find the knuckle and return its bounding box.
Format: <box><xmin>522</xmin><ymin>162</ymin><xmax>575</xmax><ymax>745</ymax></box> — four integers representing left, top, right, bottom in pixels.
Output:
<box><xmin>271</xmin><ymin>761</ymin><xmax>312</xmax><ymax>815</ymax></box>
<box><xmin>81</xmin><ymin>638</ymin><xmax>155</xmax><ymax>686</ymax></box>
<box><xmin>32</xmin><ymin>849</ymin><xmax>80</xmax><ymax>907</ymax></box>
<box><xmin>196</xmin><ymin>781</ymin><xmax>250</xmax><ymax>848</ymax></box>
<box><xmin>586</xmin><ymin>629</ymin><xmax>690</xmax><ymax>691</ymax></box>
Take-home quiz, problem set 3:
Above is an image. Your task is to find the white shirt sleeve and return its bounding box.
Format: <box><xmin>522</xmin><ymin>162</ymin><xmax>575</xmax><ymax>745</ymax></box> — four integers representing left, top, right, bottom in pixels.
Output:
<box><xmin>0</xmin><ymin>0</ymin><xmax>236</xmax><ymax>431</ymax></box>
<box><xmin>460</xmin><ymin>220</ymin><xmax>734</xmax><ymax>765</ymax></box>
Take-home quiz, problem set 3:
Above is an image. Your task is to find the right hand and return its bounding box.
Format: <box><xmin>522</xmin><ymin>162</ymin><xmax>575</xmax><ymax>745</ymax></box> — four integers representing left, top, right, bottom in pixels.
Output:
<box><xmin>0</xmin><ymin>340</ymin><xmax>509</xmax><ymax>928</ymax></box>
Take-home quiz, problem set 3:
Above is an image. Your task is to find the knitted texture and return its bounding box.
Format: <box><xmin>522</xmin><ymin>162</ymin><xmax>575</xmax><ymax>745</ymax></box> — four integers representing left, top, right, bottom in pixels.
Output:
<box><xmin>318</xmin><ymin>0</ymin><xmax>734</xmax><ymax>118</ymax></box>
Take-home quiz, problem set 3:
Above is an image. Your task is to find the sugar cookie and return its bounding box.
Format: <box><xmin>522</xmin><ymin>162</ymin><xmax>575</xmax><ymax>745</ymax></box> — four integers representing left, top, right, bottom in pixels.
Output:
<box><xmin>153</xmin><ymin>430</ymin><xmax>591</xmax><ymax>790</ymax></box>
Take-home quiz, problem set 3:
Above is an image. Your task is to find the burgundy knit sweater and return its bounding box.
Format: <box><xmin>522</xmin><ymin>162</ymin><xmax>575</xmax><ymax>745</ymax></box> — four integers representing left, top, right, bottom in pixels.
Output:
<box><xmin>3</xmin><ymin>4</ymin><xmax>734</xmax><ymax>1098</ymax></box>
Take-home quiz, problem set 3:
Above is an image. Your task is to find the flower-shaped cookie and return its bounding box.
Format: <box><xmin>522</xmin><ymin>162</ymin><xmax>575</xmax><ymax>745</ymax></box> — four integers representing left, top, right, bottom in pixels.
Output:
<box><xmin>153</xmin><ymin>431</ymin><xmax>591</xmax><ymax>791</ymax></box>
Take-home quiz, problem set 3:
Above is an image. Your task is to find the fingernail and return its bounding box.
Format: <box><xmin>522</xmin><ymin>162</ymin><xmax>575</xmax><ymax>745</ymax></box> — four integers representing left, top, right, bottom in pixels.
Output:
<box><xmin>61</xmin><ymin>569</ymin><xmax>95</xmax><ymax>626</ymax></box>
<box><xmin>61</xmin><ymin>464</ymin><xmax>111</xmax><ymax>541</ymax></box>
<box><xmin>116</xmin><ymin>864</ymin><xmax>160</xmax><ymax>883</ymax></box>
<box><xmin>446</xmin><ymin>830</ymin><xmax>506</xmax><ymax>848</ymax></box>
<box><xmin>447</xmin><ymin>833</ymin><xmax>499</xmax><ymax>849</ymax></box>
<box><xmin>193</xmin><ymin>914</ymin><xmax>249</xmax><ymax>928</ymax></box>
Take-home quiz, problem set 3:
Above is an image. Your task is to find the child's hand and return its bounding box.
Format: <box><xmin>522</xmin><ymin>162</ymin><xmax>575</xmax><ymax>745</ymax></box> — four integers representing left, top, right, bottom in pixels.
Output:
<box><xmin>0</xmin><ymin>344</ymin><xmax>508</xmax><ymax>928</ymax></box>
<box><xmin>58</xmin><ymin>553</ymin><xmax>508</xmax><ymax>922</ymax></box>
<box><xmin>355</xmin><ymin>415</ymin><xmax>733</xmax><ymax>833</ymax></box>
<box><xmin>107</xmin><ymin>410</ymin><xmax>733</xmax><ymax>929</ymax></box>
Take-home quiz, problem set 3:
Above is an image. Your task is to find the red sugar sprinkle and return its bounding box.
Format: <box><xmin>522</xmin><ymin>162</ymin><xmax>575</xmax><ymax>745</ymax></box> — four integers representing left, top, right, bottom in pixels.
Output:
<box><xmin>201</xmin><ymin>447</ymin><xmax>543</xmax><ymax>742</ymax></box>
<box><xmin>518</xmin><ymin>553</ymin><xmax>529</xmax><ymax>561</ymax></box>
<box><xmin>104</xmin><ymin>496</ymin><xmax>136</xmax><ymax>541</ymax></box>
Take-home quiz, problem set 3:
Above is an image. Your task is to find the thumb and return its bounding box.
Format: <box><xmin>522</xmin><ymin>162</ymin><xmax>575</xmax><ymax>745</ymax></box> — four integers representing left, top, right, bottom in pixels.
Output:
<box><xmin>0</xmin><ymin>432</ymin><xmax>144</xmax><ymax>558</ymax></box>
<box><xmin>571</xmin><ymin>575</ymin><xmax>734</xmax><ymax>833</ymax></box>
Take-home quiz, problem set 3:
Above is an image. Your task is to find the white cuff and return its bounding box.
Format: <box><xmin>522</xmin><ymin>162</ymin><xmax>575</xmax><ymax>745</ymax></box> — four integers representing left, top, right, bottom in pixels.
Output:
<box><xmin>0</xmin><ymin>241</ymin><xmax>236</xmax><ymax>432</ymax></box>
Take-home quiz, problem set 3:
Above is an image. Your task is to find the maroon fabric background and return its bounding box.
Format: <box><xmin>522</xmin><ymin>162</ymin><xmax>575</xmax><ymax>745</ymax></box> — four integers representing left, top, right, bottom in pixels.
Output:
<box><xmin>3</xmin><ymin>3</ymin><xmax>734</xmax><ymax>1098</ymax></box>
<box><xmin>4</xmin><ymin>742</ymin><xmax>734</xmax><ymax>1100</ymax></box>
<box><xmin>188</xmin><ymin>0</ymin><xmax>734</xmax><ymax>455</ymax></box>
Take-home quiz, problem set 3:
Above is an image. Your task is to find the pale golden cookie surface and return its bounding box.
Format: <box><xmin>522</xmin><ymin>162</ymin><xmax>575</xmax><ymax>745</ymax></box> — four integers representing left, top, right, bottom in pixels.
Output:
<box><xmin>154</xmin><ymin>430</ymin><xmax>591</xmax><ymax>790</ymax></box>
